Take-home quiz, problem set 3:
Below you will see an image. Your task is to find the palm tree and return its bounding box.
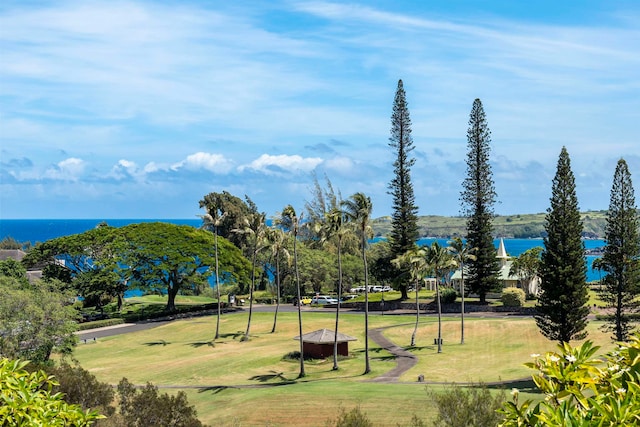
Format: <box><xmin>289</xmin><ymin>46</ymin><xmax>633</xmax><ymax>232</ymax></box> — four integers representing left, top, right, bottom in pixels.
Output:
<box><xmin>234</xmin><ymin>211</ymin><xmax>267</xmax><ymax>342</ymax></box>
<box><xmin>281</xmin><ymin>205</ymin><xmax>305</xmax><ymax>378</ymax></box>
<box><xmin>266</xmin><ymin>226</ymin><xmax>289</xmax><ymax>333</ymax></box>
<box><xmin>448</xmin><ymin>237</ymin><xmax>476</xmax><ymax>345</ymax></box>
<box><xmin>425</xmin><ymin>241</ymin><xmax>455</xmax><ymax>353</ymax></box>
<box><xmin>320</xmin><ymin>206</ymin><xmax>352</xmax><ymax>370</ymax></box>
<box><xmin>392</xmin><ymin>245</ymin><xmax>427</xmax><ymax>346</ymax></box>
<box><xmin>342</xmin><ymin>192</ymin><xmax>373</xmax><ymax>374</ymax></box>
<box><xmin>199</xmin><ymin>208</ymin><xmax>226</xmax><ymax>341</ymax></box>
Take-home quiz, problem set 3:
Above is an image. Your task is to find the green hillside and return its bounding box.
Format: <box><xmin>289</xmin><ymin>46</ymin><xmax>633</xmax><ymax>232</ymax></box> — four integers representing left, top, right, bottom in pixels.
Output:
<box><xmin>372</xmin><ymin>210</ymin><xmax>611</xmax><ymax>239</ymax></box>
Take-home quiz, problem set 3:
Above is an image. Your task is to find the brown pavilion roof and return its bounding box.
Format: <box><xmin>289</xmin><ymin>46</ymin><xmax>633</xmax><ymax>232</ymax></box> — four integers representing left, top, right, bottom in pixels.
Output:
<box><xmin>294</xmin><ymin>328</ymin><xmax>357</xmax><ymax>344</ymax></box>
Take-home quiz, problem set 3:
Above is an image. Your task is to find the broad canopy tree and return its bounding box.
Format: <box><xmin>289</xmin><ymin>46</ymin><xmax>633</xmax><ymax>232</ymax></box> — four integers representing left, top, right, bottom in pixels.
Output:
<box><xmin>23</xmin><ymin>224</ymin><xmax>126</xmax><ymax>310</ymax></box>
<box><xmin>24</xmin><ymin>222</ymin><xmax>252</xmax><ymax>312</ymax></box>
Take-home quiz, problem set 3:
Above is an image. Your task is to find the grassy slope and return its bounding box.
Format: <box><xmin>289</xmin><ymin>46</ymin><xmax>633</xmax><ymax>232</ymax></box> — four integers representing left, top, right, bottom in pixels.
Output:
<box><xmin>73</xmin><ymin>310</ymin><xmax>614</xmax><ymax>426</ymax></box>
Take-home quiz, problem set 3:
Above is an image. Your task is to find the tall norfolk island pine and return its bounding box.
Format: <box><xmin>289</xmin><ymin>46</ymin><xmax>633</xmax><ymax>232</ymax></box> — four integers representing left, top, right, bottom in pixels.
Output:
<box><xmin>460</xmin><ymin>98</ymin><xmax>500</xmax><ymax>303</ymax></box>
<box><xmin>600</xmin><ymin>159</ymin><xmax>640</xmax><ymax>341</ymax></box>
<box><xmin>388</xmin><ymin>80</ymin><xmax>419</xmax><ymax>301</ymax></box>
<box><xmin>536</xmin><ymin>147</ymin><xmax>589</xmax><ymax>344</ymax></box>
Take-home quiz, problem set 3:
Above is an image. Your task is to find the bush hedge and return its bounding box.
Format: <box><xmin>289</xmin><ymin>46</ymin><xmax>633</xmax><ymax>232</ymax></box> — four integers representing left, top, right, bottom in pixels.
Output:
<box><xmin>501</xmin><ymin>288</ymin><xmax>526</xmax><ymax>307</ymax></box>
<box><xmin>77</xmin><ymin>318</ymin><xmax>125</xmax><ymax>331</ymax></box>
<box><xmin>440</xmin><ymin>287</ymin><xmax>457</xmax><ymax>304</ymax></box>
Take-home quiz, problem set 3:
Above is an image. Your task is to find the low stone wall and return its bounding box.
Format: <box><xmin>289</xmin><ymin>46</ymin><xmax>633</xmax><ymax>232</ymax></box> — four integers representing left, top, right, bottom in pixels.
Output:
<box><xmin>343</xmin><ymin>301</ymin><xmax>537</xmax><ymax>315</ymax></box>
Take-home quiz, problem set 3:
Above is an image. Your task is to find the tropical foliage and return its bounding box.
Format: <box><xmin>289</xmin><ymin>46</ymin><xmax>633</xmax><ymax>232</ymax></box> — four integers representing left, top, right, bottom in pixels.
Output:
<box><xmin>0</xmin><ymin>358</ymin><xmax>102</xmax><ymax>426</ymax></box>
<box><xmin>500</xmin><ymin>333</ymin><xmax>640</xmax><ymax>426</ymax></box>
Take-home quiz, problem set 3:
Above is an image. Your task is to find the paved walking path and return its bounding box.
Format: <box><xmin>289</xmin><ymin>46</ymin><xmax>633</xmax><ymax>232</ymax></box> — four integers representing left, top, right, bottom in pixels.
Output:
<box><xmin>367</xmin><ymin>324</ymin><xmax>418</xmax><ymax>382</ymax></box>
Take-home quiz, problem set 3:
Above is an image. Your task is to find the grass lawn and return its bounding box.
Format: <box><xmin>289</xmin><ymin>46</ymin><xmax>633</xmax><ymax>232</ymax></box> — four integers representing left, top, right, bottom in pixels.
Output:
<box><xmin>72</xmin><ymin>309</ymin><xmax>615</xmax><ymax>426</ymax></box>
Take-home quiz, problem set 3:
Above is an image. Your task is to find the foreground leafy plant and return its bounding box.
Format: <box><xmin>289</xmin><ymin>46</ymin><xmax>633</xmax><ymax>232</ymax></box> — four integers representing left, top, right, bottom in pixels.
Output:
<box><xmin>0</xmin><ymin>358</ymin><xmax>102</xmax><ymax>426</ymax></box>
<box><xmin>499</xmin><ymin>333</ymin><xmax>640</xmax><ymax>426</ymax></box>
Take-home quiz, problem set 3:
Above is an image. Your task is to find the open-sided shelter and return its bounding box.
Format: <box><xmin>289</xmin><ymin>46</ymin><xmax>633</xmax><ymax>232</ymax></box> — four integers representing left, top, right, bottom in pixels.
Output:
<box><xmin>294</xmin><ymin>328</ymin><xmax>357</xmax><ymax>358</ymax></box>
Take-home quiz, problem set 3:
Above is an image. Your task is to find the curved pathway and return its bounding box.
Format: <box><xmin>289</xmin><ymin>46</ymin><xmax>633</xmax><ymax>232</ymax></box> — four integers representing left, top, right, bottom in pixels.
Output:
<box><xmin>367</xmin><ymin>324</ymin><xmax>417</xmax><ymax>382</ymax></box>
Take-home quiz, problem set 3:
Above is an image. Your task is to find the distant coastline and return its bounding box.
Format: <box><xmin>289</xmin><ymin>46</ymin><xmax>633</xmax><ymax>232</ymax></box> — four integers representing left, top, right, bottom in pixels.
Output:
<box><xmin>1</xmin><ymin>218</ymin><xmax>606</xmax><ymax>282</ymax></box>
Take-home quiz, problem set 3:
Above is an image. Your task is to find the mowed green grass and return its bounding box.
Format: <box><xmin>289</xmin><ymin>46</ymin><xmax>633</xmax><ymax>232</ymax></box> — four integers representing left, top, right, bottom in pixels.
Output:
<box><xmin>72</xmin><ymin>310</ymin><xmax>615</xmax><ymax>426</ymax></box>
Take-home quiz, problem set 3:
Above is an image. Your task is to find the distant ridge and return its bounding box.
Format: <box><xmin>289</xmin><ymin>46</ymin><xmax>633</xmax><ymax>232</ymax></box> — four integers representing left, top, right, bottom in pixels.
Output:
<box><xmin>372</xmin><ymin>210</ymin><xmax>613</xmax><ymax>239</ymax></box>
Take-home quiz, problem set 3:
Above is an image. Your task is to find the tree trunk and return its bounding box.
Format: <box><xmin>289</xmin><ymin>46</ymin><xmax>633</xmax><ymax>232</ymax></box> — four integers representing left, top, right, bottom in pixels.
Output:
<box><xmin>363</xmin><ymin>233</ymin><xmax>371</xmax><ymax>375</ymax></box>
<box><xmin>436</xmin><ymin>280</ymin><xmax>443</xmax><ymax>353</ymax></box>
<box><xmin>460</xmin><ymin>268</ymin><xmax>465</xmax><ymax>344</ymax></box>
<box><xmin>243</xmin><ymin>247</ymin><xmax>257</xmax><ymax>341</ymax></box>
<box><xmin>271</xmin><ymin>257</ymin><xmax>280</xmax><ymax>334</ymax></box>
<box><xmin>214</xmin><ymin>230</ymin><xmax>221</xmax><ymax>340</ymax></box>
<box><xmin>294</xmin><ymin>235</ymin><xmax>305</xmax><ymax>378</ymax></box>
<box><xmin>333</xmin><ymin>242</ymin><xmax>343</xmax><ymax>370</ymax></box>
<box><xmin>411</xmin><ymin>277</ymin><xmax>419</xmax><ymax>347</ymax></box>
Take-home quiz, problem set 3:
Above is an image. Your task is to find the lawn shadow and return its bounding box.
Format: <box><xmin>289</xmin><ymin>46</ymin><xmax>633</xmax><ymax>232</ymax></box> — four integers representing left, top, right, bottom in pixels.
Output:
<box><xmin>220</xmin><ymin>331</ymin><xmax>245</xmax><ymax>340</ymax></box>
<box><xmin>248</xmin><ymin>371</ymin><xmax>295</xmax><ymax>383</ymax></box>
<box><xmin>189</xmin><ymin>341</ymin><xmax>215</xmax><ymax>348</ymax></box>
<box><xmin>405</xmin><ymin>345</ymin><xmax>433</xmax><ymax>352</ymax></box>
<box><xmin>372</xmin><ymin>354</ymin><xmax>397</xmax><ymax>362</ymax></box>
<box><xmin>143</xmin><ymin>340</ymin><xmax>170</xmax><ymax>346</ymax></box>
<box><xmin>485</xmin><ymin>378</ymin><xmax>538</xmax><ymax>393</ymax></box>
<box><xmin>197</xmin><ymin>386</ymin><xmax>231</xmax><ymax>394</ymax></box>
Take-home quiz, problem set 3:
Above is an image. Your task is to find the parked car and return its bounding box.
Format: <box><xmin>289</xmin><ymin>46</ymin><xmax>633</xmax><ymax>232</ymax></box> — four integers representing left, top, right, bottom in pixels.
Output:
<box><xmin>293</xmin><ymin>296</ymin><xmax>313</xmax><ymax>306</ymax></box>
<box><xmin>311</xmin><ymin>295</ymin><xmax>338</xmax><ymax>305</ymax></box>
<box><xmin>341</xmin><ymin>294</ymin><xmax>358</xmax><ymax>302</ymax></box>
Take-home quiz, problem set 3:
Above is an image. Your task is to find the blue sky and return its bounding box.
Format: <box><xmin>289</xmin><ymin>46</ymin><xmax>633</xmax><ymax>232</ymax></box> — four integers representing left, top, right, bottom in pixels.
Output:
<box><xmin>1</xmin><ymin>1</ymin><xmax>639</xmax><ymax>220</ymax></box>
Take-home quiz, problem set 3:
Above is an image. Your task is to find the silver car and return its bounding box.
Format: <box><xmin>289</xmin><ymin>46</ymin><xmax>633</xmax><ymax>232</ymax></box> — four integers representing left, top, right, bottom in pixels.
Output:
<box><xmin>311</xmin><ymin>295</ymin><xmax>338</xmax><ymax>305</ymax></box>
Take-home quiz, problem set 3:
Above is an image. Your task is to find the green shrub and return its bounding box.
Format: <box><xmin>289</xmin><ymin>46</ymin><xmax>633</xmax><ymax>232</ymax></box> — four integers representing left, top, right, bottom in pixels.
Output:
<box><xmin>112</xmin><ymin>378</ymin><xmax>205</xmax><ymax>427</ymax></box>
<box><xmin>501</xmin><ymin>288</ymin><xmax>525</xmax><ymax>307</ymax></box>
<box><xmin>440</xmin><ymin>287</ymin><xmax>457</xmax><ymax>304</ymax></box>
<box><xmin>428</xmin><ymin>384</ymin><xmax>506</xmax><ymax>427</ymax></box>
<box><xmin>332</xmin><ymin>406</ymin><xmax>373</xmax><ymax>427</ymax></box>
<box><xmin>77</xmin><ymin>318</ymin><xmax>125</xmax><ymax>331</ymax></box>
<box><xmin>48</xmin><ymin>361</ymin><xmax>115</xmax><ymax>417</ymax></box>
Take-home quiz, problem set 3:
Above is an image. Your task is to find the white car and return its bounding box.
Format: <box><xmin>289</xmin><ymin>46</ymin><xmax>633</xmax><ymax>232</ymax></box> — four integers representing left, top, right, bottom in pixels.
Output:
<box><xmin>311</xmin><ymin>295</ymin><xmax>338</xmax><ymax>305</ymax></box>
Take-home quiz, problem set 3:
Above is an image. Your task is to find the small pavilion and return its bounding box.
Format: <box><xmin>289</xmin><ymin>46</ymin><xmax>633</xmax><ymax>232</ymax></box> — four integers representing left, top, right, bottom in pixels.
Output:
<box><xmin>294</xmin><ymin>328</ymin><xmax>357</xmax><ymax>358</ymax></box>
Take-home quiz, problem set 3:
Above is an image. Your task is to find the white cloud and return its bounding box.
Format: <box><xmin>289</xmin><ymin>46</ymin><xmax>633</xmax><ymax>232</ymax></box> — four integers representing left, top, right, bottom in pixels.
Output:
<box><xmin>43</xmin><ymin>158</ymin><xmax>86</xmax><ymax>181</ymax></box>
<box><xmin>239</xmin><ymin>154</ymin><xmax>324</xmax><ymax>175</ymax></box>
<box><xmin>171</xmin><ymin>152</ymin><xmax>234</xmax><ymax>174</ymax></box>
<box><xmin>323</xmin><ymin>156</ymin><xmax>355</xmax><ymax>174</ymax></box>
<box><xmin>108</xmin><ymin>159</ymin><xmax>142</xmax><ymax>181</ymax></box>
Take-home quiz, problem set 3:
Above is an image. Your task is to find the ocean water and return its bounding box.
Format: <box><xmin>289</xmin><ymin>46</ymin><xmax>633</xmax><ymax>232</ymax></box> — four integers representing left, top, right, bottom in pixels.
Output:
<box><xmin>0</xmin><ymin>219</ymin><xmax>605</xmax><ymax>282</ymax></box>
